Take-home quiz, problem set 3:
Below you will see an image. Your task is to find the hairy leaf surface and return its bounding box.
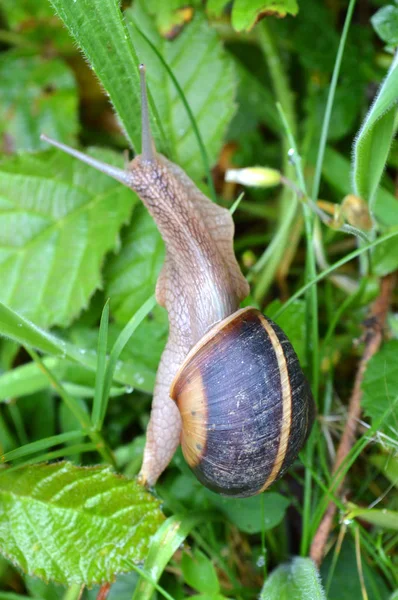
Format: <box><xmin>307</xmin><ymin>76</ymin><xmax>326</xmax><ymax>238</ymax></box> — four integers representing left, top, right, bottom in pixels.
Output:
<box><xmin>0</xmin><ymin>149</ymin><xmax>136</xmax><ymax>328</ymax></box>
<box><xmin>0</xmin><ymin>462</ymin><xmax>164</xmax><ymax>585</ymax></box>
<box><xmin>126</xmin><ymin>0</ymin><xmax>237</xmax><ymax>180</ymax></box>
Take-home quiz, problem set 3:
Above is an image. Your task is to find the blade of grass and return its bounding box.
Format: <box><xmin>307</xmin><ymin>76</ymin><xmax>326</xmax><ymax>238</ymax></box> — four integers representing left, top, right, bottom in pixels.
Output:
<box><xmin>91</xmin><ymin>300</ymin><xmax>110</xmax><ymax>430</ymax></box>
<box><xmin>254</xmin><ymin>21</ymin><xmax>298</xmax><ymax>300</ymax></box>
<box><xmin>272</xmin><ymin>228</ymin><xmax>398</xmax><ymax>319</ymax></box>
<box><xmin>99</xmin><ymin>295</ymin><xmax>157</xmax><ymax>428</ymax></box>
<box><xmin>0</xmin><ymin>301</ymin><xmax>154</xmax><ymax>394</ymax></box>
<box><xmin>131</xmin><ymin>512</ymin><xmax>215</xmax><ymax>600</ymax></box>
<box><xmin>1</xmin><ymin>443</ymin><xmax>98</xmax><ymax>473</ymax></box>
<box><xmin>1</xmin><ymin>431</ymin><xmax>86</xmax><ymax>463</ymax></box>
<box><xmin>311</xmin><ymin>0</ymin><xmax>357</xmax><ymax>203</ymax></box>
<box><xmin>25</xmin><ymin>348</ymin><xmax>116</xmax><ymax>467</ymax></box>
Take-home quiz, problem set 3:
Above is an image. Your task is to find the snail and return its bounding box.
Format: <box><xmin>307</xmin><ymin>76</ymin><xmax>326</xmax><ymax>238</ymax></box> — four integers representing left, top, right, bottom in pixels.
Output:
<box><xmin>41</xmin><ymin>65</ymin><xmax>315</xmax><ymax>498</ymax></box>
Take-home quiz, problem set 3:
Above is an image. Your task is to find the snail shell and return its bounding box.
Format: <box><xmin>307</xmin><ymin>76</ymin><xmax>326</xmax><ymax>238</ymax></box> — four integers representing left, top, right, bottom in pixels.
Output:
<box><xmin>171</xmin><ymin>307</ymin><xmax>315</xmax><ymax>498</ymax></box>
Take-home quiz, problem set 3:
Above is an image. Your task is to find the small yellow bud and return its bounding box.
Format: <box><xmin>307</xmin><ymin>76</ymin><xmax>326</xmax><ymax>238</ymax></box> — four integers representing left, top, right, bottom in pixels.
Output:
<box><xmin>225</xmin><ymin>167</ymin><xmax>281</xmax><ymax>188</ymax></box>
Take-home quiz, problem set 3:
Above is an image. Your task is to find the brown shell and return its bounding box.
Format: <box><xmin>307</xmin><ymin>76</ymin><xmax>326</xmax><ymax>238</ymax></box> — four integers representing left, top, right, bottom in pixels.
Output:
<box><xmin>170</xmin><ymin>307</ymin><xmax>315</xmax><ymax>498</ymax></box>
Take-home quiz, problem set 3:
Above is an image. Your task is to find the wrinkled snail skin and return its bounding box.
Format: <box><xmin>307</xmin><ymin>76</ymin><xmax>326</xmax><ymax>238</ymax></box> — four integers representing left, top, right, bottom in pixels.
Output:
<box><xmin>171</xmin><ymin>308</ymin><xmax>315</xmax><ymax>498</ymax></box>
<box><xmin>40</xmin><ymin>65</ymin><xmax>314</xmax><ymax>497</ymax></box>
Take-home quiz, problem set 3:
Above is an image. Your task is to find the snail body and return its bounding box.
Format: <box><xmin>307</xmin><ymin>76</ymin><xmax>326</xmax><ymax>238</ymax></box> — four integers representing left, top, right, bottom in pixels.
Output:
<box><xmin>41</xmin><ymin>65</ymin><xmax>314</xmax><ymax>497</ymax></box>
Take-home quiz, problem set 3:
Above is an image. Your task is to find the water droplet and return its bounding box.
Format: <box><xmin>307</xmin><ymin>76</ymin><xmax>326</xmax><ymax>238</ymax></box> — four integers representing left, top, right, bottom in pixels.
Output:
<box><xmin>17</xmin><ymin>323</ymin><xmax>22</xmax><ymax>328</ymax></box>
<box><xmin>257</xmin><ymin>555</ymin><xmax>266</xmax><ymax>568</ymax></box>
<box><xmin>135</xmin><ymin>373</ymin><xmax>144</xmax><ymax>385</ymax></box>
<box><xmin>125</xmin><ymin>386</ymin><xmax>134</xmax><ymax>394</ymax></box>
<box><xmin>79</xmin><ymin>348</ymin><xmax>87</xmax><ymax>355</ymax></box>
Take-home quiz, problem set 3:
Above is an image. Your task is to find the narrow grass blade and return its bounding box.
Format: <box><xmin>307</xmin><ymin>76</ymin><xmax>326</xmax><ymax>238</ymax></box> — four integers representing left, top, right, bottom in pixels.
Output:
<box><xmin>1</xmin><ymin>431</ymin><xmax>86</xmax><ymax>463</ymax></box>
<box><xmin>272</xmin><ymin>228</ymin><xmax>398</xmax><ymax>319</ymax></box>
<box><xmin>353</xmin><ymin>52</ymin><xmax>398</xmax><ymax>210</ymax></box>
<box><xmin>91</xmin><ymin>300</ymin><xmax>110</xmax><ymax>429</ymax></box>
<box><xmin>3</xmin><ymin>443</ymin><xmax>98</xmax><ymax>472</ymax></box>
<box><xmin>99</xmin><ymin>295</ymin><xmax>157</xmax><ymax>427</ymax></box>
<box><xmin>311</xmin><ymin>0</ymin><xmax>356</xmax><ymax>203</ymax></box>
<box><xmin>0</xmin><ymin>301</ymin><xmax>154</xmax><ymax>393</ymax></box>
<box><xmin>131</xmin><ymin>513</ymin><xmax>213</xmax><ymax>600</ymax></box>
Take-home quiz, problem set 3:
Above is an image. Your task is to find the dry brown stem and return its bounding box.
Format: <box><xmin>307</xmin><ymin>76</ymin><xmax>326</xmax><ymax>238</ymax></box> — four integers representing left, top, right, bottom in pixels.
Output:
<box><xmin>310</xmin><ymin>272</ymin><xmax>397</xmax><ymax>567</ymax></box>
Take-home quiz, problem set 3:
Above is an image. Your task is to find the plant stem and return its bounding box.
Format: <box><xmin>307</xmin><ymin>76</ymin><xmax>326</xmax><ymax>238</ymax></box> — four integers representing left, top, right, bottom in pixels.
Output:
<box><xmin>309</xmin><ymin>272</ymin><xmax>397</xmax><ymax>566</ymax></box>
<box><xmin>254</xmin><ymin>21</ymin><xmax>299</xmax><ymax>301</ymax></box>
<box><xmin>276</xmin><ymin>103</ymin><xmax>319</xmax><ymax>556</ymax></box>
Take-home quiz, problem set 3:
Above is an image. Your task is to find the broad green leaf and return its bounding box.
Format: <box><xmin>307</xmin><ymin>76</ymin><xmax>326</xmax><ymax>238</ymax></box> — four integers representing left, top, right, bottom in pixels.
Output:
<box><xmin>46</xmin><ymin>0</ymin><xmax>164</xmax><ymax>152</ymax></box>
<box><xmin>231</xmin><ymin>0</ymin><xmax>298</xmax><ymax>31</ymax></box>
<box><xmin>352</xmin><ymin>53</ymin><xmax>398</xmax><ymax>210</ymax></box>
<box><xmin>260</xmin><ymin>557</ymin><xmax>325</xmax><ymax>599</ymax></box>
<box><xmin>362</xmin><ymin>340</ymin><xmax>398</xmax><ymax>442</ymax></box>
<box><xmin>0</xmin><ymin>462</ymin><xmax>164</xmax><ymax>585</ymax></box>
<box><xmin>126</xmin><ymin>0</ymin><xmax>237</xmax><ymax>180</ymax></box>
<box><xmin>0</xmin><ymin>149</ymin><xmax>136</xmax><ymax>328</ymax></box>
<box><xmin>0</xmin><ymin>51</ymin><xmax>78</xmax><ymax>153</ymax></box>
<box><xmin>371</xmin><ymin>5</ymin><xmax>398</xmax><ymax>46</ymax></box>
<box><xmin>322</xmin><ymin>147</ymin><xmax>398</xmax><ymax>227</ymax></box>
<box><xmin>104</xmin><ymin>205</ymin><xmax>164</xmax><ymax>323</ymax></box>
<box><xmin>346</xmin><ymin>503</ymin><xmax>398</xmax><ymax>531</ymax></box>
<box><xmin>390</xmin><ymin>591</ymin><xmax>398</xmax><ymax>600</ymax></box>
<box><xmin>207</xmin><ymin>491</ymin><xmax>290</xmax><ymax>534</ymax></box>
<box><xmin>181</xmin><ymin>548</ymin><xmax>220</xmax><ymax>595</ymax></box>
<box><xmin>132</xmin><ymin>513</ymin><xmax>210</xmax><ymax>600</ymax></box>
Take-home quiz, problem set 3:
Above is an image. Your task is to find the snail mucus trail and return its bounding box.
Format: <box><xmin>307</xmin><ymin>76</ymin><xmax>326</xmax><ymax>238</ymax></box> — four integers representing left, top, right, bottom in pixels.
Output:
<box><xmin>41</xmin><ymin>64</ymin><xmax>315</xmax><ymax>498</ymax></box>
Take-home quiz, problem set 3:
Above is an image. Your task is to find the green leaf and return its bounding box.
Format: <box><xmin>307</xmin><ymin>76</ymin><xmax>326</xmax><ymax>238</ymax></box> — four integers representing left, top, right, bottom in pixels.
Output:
<box><xmin>322</xmin><ymin>147</ymin><xmax>398</xmax><ymax>227</ymax></box>
<box><xmin>371</xmin><ymin>5</ymin><xmax>398</xmax><ymax>46</ymax></box>
<box><xmin>362</xmin><ymin>340</ymin><xmax>398</xmax><ymax>443</ymax></box>
<box><xmin>260</xmin><ymin>557</ymin><xmax>325</xmax><ymax>599</ymax></box>
<box><xmin>104</xmin><ymin>205</ymin><xmax>164</xmax><ymax>323</ymax></box>
<box><xmin>0</xmin><ymin>149</ymin><xmax>136</xmax><ymax>328</ymax></box>
<box><xmin>231</xmin><ymin>0</ymin><xmax>298</xmax><ymax>31</ymax></box>
<box><xmin>126</xmin><ymin>0</ymin><xmax>237</xmax><ymax>180</ymax></box>
<box><xmin>352</xmin><ymin>53</ymin><xmax>398</xmax><ymax>210</ymax></box>
<box><xmin>46</xmin><ymin>0</ymin><xmax>164</xmax><ymax>152</ymax></box>
<box><xmin>0</xmin><ymin>51</ymin><xmax>78</xmax><ymax>153</ymax></box>
<box><xmin>346</xmin><ymin>503</ymin><xmax>398</xmax><ymax>531</ymax></box>
<box><xmin>207</xmin><ymin>491</ymin><xmax>290</xmax><ymax>534</ymax></box>
<box><xmin>0</xmin><ymin>462</ymin><xmax>164</xmax><ymax>585</ymax></box>
<box><xmin>181</xmin><ymin>548</ymin><xmax>220</xmax><ymax>595</ymax></box>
